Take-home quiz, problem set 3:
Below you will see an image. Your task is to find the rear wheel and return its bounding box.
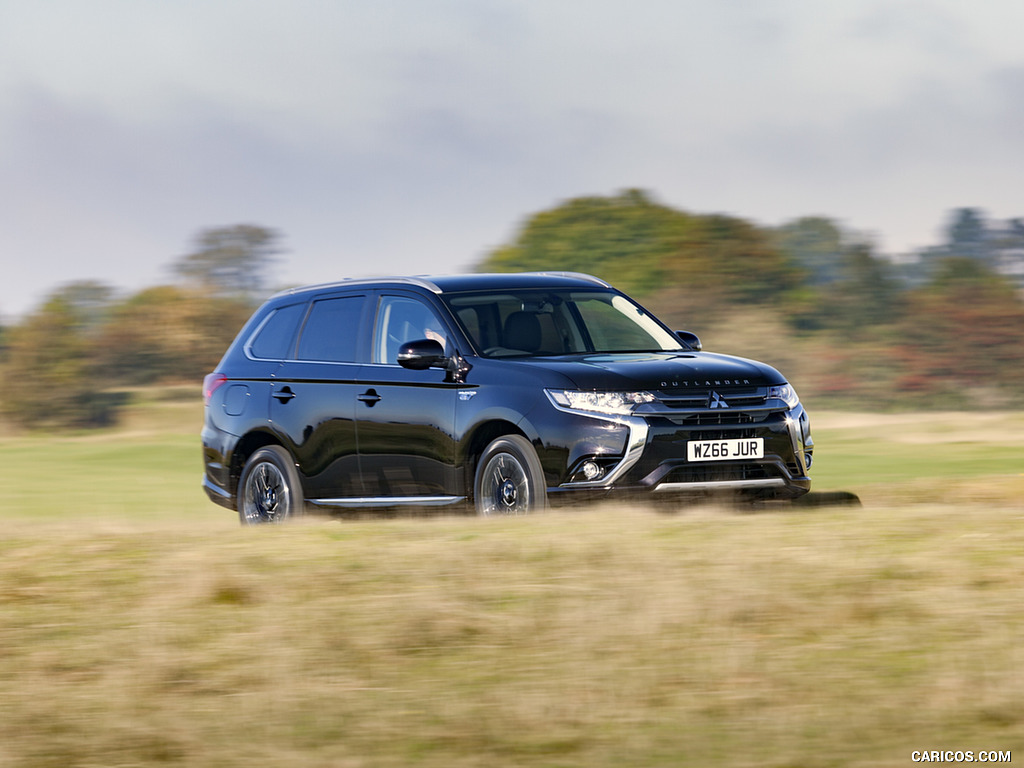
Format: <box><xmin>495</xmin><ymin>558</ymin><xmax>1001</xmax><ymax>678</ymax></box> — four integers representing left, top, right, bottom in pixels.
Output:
<box><xmin>237</xmin><ymin>446</ymin><xmax>304</xmax><ymax>525</ymax></box>
<box><xmin>474</xmin><ymin>435</ymin><xmax>547</xmax><ymax>516</ymax></box>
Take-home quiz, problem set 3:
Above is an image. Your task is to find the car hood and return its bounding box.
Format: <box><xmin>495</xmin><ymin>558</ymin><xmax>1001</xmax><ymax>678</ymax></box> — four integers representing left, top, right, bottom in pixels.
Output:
<box><xmin>523</xmin><ymin>352</ymin><xmax>786</xmax><ymax>391</ymax></box>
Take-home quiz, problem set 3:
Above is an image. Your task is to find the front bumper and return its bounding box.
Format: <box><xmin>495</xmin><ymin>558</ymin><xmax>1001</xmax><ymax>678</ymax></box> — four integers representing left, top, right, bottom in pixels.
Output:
<box><xmin>544</xmin><ymin>400</ymin><xmax>812</xmax><ymax>501</ymax></box>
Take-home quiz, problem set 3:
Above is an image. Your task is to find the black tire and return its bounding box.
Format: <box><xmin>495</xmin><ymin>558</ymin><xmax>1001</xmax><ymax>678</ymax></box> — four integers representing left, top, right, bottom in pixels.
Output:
<box><xmin>474</xmin><ymin>435</ymin><xmax>547</xmax><ymax>516</ymax></box>
<box><xmin>237</xmin><ymin>446</ymin><xmax>305</xmax><ymax>525</ymax></box>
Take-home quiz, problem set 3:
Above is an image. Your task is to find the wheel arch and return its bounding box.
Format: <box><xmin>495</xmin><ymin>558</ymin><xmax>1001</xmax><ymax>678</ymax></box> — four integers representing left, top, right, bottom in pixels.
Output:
<box><xmin>461</xmin><ymin>419</ymin><xmax>530</xmax><ymax>501</ymax></box>
<box><xmin>229</xmin><ymin>430</ymin><xmax>292</xmax><ymax>500</ymax></box>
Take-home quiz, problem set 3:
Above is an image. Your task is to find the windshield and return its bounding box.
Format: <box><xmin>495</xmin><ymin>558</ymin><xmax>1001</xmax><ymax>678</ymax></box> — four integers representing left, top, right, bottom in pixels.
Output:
<box><xmin>443</xmin><ymin>289</ymin><xmax>686</xmax><ymax>358</ymax></box>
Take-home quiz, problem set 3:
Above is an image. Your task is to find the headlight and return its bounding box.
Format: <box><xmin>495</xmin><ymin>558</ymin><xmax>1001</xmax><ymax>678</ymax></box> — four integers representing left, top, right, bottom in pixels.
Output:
<box><xmin>546</xmin><ymin>389</ymin><xmax>656</xmax><ymax>416</ymax></box>
<box><xmin>768</xmin><ymin>384</ymin><xmax>800</xmax><ymax>409</ymax></box>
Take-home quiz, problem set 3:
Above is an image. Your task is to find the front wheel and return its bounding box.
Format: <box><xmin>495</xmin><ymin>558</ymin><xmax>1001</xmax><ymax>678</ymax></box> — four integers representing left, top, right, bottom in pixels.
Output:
<box><xmin>237</xmin><ymin>446</ymin><xmax>304</xmax><ymax>525</ymax></box>
<box><xmin>474</xmin><ymin>435</ymin><xmax>547</xmax><ymax>516</ymax></box>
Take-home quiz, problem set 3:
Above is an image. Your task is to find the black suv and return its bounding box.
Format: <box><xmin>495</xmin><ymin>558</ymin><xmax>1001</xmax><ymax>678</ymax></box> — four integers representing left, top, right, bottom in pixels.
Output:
<box><xmin>202</xmin><ymin>272</ymin><xmax>812</xmax><ymax>523</ymax></box>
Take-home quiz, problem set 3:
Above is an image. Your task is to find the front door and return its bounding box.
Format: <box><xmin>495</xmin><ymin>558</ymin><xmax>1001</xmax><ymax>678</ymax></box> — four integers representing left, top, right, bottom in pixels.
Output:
<box><xmin>355</xmin><ymin>293</ymin><xmax>460</xmax><ymax>502</ymax></box>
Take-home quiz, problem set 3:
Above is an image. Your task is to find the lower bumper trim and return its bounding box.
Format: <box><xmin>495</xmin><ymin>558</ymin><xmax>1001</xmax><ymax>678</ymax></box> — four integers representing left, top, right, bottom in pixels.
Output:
<box><xmin>653</xmin><ymin>478</ymin><xmax>786</xmax><ymax>493</ymax></box>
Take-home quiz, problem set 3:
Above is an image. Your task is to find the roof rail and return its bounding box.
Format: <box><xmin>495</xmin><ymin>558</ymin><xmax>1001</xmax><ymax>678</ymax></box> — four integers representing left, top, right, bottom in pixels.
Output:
<box><xmin>270</xmin><ymin>275</ymin><xmax>443</xmax><ymax>299</ymax></box>
<box><xmin>267</xmin><ymin>271</ymin><xmax>611</xmax><ymax>301</ymax></box>
<box><xmin>529</xmin><ymin>271</ymin><xmax>611</xmax><ymax>287</ymax></box>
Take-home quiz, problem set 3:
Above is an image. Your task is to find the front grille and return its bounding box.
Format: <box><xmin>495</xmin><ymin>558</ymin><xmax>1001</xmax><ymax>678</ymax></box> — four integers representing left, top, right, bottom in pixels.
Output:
<box><xmin>655</xmin><ymin>387</ymin><xmax>773</xmax><ymax>426</ymax></box>
<box><xmin>684</xmin><ymin>426</ymin><xmax>759</xmax><ymax>440</ymax></box>
<box><xmin>671</xmin><ymin>412</ymin><xmax>759</xmax><ymax>426</ymax></box>
<box><xmin>658</xmin><ymin>388</ymin><xmax>767</xmax><ymax>410</ymax></box>
<box><xmin>660</xmin><ymin>463</ymin><xmax>775</xmax><ymax>484</ymax></box>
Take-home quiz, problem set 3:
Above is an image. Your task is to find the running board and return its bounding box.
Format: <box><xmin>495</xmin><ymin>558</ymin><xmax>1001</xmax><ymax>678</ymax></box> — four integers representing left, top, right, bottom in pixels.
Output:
<box><xmin>309</xmin><ymin>496</ymin><xmax>466</xmax><ymax>508</ymax></box>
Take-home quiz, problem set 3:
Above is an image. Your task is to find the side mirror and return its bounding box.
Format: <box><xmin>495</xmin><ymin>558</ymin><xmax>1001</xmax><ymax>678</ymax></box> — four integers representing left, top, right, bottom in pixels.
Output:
<box><xmin>397</xmin><ymin>339</ymin><xmax>448</xmax><ymax>370</ymax></box>
<box><xmin>675</xmin><ymin>330</ymin><xmax>702</xmax><ymax>352</ymax></box>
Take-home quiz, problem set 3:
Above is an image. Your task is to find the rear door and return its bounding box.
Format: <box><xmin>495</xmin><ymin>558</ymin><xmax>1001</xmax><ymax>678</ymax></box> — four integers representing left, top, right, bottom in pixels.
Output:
<box><xmin>270</xmin><ymin>292</ymin><xmax>370</xmax><ymax>500</ymax></box>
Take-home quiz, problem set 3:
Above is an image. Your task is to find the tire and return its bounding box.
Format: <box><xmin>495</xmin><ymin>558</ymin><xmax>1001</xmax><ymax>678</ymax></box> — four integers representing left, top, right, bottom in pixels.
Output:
<box><xmin>474</xmin><ymin>435</ymin><xmax>547</xmax><ymax>516</ymax></box>
<box><xmin>237</xmin><ymin>446</ymin><xmax>305</xmax><ymax>525</ymax></box>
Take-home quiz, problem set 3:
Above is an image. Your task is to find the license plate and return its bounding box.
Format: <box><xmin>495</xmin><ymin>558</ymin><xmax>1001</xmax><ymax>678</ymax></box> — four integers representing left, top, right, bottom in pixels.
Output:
<box><xmin>687</xmin><ymin>438</ymin><xmax>764</xmax><ymax>462</ymax></box>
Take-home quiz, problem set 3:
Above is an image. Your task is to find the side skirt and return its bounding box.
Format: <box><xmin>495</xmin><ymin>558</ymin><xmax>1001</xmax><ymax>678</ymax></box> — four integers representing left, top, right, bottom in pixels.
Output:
<box><xmin>308</xmin><ymin>496</ymin><xmax>466</xmax><ymax>509</ymax></box>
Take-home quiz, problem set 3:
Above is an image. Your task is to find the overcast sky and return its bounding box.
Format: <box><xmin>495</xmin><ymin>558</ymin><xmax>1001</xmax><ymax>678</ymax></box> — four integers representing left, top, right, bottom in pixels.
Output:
<box><xmin>2</xmin><ymin>0</ymin><xmax>1022</xmax><ymax>318</ymax></box>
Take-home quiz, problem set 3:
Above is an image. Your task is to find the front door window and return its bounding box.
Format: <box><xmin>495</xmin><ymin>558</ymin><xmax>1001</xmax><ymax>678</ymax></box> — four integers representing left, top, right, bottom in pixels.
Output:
<box><xmin>374</xmin><ymin>295</ymin><xmax>449</xmax><ymax>364</ymax></box>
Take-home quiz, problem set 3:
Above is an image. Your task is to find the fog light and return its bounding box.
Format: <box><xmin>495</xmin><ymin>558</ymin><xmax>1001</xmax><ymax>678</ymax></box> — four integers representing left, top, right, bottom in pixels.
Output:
<box><xmin>581</xmin><ymin>460</ymin><xmax>603</xmax><ymax>481</ymax></box>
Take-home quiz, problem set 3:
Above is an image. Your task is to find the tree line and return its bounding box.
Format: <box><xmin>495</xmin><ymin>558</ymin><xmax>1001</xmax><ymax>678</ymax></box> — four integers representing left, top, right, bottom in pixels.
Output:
<box><xmin>0</xmin><ymin>225</ymin><xmax>280</xmax><ymax>428</ymax></box>
<box><xmin>478</xmin><ymin>191</ymin><xmax>1024</xmax><ymax>408</ymax></box>
<box><xmin>2</xmin><ymin>196</ymin><xmax>1022</xmax><ymax>429</ymax></box>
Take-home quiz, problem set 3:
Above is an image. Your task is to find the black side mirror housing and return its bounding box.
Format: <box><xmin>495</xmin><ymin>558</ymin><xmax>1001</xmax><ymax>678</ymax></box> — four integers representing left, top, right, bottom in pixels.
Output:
<box><xmin>675</xmin><ymin>330</ymin><xmax>702</xmax><ymax>352</ymax></box>
<box><xmin>397</xmin><ymin>339</ymin><xmax>448</xmax><ymax>370</ymax></box>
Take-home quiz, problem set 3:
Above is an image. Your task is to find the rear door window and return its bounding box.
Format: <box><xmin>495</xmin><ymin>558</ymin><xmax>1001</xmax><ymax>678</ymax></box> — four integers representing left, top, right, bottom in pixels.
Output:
<box><xmin>296</xmin><ymin>295</ymin><xmax>367</xmax><ymax>362</ymax></box>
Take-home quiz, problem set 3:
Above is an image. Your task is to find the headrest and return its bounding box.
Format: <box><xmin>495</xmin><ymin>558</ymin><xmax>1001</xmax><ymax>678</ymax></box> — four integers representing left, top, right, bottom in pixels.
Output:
<box><xmin>503</xmin><ymin>311</ymin><xmax>542</xmax><ymax>352</ymax></box>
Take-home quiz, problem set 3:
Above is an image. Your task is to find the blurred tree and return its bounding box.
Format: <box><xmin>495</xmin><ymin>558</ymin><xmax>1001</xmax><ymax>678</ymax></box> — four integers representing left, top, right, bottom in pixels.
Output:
<box><xmin>945</xmin><ymin>208</ymin><xmax>988</xmax><ymax>261</ymax></box>
<box><xmin>1</xmin><ymin>294</ymin><xmax>121</xmax><ymax>428</ymax></box>
<box><xmin>773</xmin><ymin>217</ymin><xmax>845</xmax><ymax>285</ymax></box>
<box><xmin>478</xmin><ymin>189</ymin><xmax>690</xmax><ymax>296</ymax></box>
<box><xmin>826</xmin><ymin>244</ymin><xmax>904</xmax><ymax>330</ymax></box>
<box><xmin>478</xmin><ymin>189</ymin><xmax>801</xmax><ymax>316</ymax></box>
<box><xmin>49</xmin><ymin>280</ymin><xmax>117</xmax><ymax>333</ymax></box>
<box><xmin>894</xmin><ymin>258</ymin><xmax>1024</xmax><ymax>402</ymax></box>
<box><xmin>174</xmin><ymin>224</ymin><xmax>283</xmax><ymax>300</ymax></box>
<box><xmin>0</xmin><ymin>278</ymin><xmax>253</xmax><ymax>429</ymax></box>
<box><xmin>665</xmin><ymin>213</ymin><xmax>802</xmax><ymax>307</ymax></box>
<box><xmin>95</xmin><ymin>286</ymin><xmax>252</xmax><ymax>384</ymax></box>
<box><xmin>778</xmin><ymin>238</ymin><xmax>904</xmax><ymax>334</ymax></box>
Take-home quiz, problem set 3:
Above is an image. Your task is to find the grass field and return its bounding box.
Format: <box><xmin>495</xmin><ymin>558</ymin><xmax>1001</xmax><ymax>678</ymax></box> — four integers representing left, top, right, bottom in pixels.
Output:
<box><xmin>2</xmin><ymin>392</ymin><xmax>1023</xmax><ymax>767</ymax></box>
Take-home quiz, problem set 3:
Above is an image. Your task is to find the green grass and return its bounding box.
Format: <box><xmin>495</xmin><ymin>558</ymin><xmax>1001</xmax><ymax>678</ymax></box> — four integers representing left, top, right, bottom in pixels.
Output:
<box><xmin>809</xmin><ymin>411</ymin><xmax>1024</xmax><ymax>505</ymax></box>
<box><xmin>1</xmin><ymin>387</ymin><xmax>215</xmax><ymax>523</ymax></box>
<box><xmin>1</xmin><ymin>396</ymin><xmax>1023</xmax><ymax>766</ymax></box>
<box><xmin>5</xmin><ymin>396</ymin><xmax>1022</xmax><ymax>521</ymax></box>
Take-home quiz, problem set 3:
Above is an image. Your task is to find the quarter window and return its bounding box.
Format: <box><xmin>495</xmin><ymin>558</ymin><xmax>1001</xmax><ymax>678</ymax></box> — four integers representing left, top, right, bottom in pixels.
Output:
<box><xmin>249</xmin><ymin>303</ymin><xmax>305</xmax><ymax>360</ymax></box>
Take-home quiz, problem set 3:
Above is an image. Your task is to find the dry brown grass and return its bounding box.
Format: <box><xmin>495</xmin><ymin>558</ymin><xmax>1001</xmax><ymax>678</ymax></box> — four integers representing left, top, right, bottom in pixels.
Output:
<box><xmin>3</xmin><ymin>493</ymin><xmax>1024</xmax><ymax>767</ymax></box>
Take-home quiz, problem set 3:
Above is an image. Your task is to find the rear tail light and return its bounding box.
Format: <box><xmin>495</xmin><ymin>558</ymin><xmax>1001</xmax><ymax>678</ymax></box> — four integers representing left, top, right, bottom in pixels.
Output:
<box><xmin>203</xmin><ymin>373</ymin><xmax>228</xmax><ymax>405</ymax></box>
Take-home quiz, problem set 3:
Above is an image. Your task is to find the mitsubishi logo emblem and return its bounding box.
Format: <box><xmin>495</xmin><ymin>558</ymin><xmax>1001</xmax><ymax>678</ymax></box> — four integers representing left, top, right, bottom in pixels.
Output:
<box><xmin>708</xmin><ymin>391</ymin><xmax>730</xmax><ymax>409</ymax></box>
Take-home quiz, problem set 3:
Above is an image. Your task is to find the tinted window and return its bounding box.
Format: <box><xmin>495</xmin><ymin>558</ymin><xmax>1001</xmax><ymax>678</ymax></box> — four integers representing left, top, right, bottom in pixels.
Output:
<box><xmin>296</xmin><ymin>296</ymin><xmax>366</xmax><ymax>362</ymax></box>
<box><xmin>249</xmin><ymin>303</ymin><xmax>305</xmax><ymax>359</ymax></box>
<box><xmin>574</xmin><ymin>295</ymin><xmax>667</xmax><ymax>352</ymax></box>
<box><xmin>444</xmin><ymin>289</ymin><xmax>682</xmax><ymax>357</ymax></box>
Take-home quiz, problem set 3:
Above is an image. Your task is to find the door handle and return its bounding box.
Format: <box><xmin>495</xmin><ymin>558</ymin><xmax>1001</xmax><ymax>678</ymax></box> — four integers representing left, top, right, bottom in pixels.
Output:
<box><xmin>273</xmin><ymin>386</ymin><xmax>296</xmax><ymax>403</ymax></box>
<box><xmin>357</xmin><ymin>389</ymin><xmax>382</xmax><ymax>407</ymax></box>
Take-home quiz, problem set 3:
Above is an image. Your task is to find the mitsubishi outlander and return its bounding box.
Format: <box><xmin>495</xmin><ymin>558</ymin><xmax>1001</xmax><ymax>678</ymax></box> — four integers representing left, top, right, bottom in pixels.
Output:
<box><xmin>201</xmin><ymin>272</ymin><xmax>813</xmax><ymax>523</ymax></box>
